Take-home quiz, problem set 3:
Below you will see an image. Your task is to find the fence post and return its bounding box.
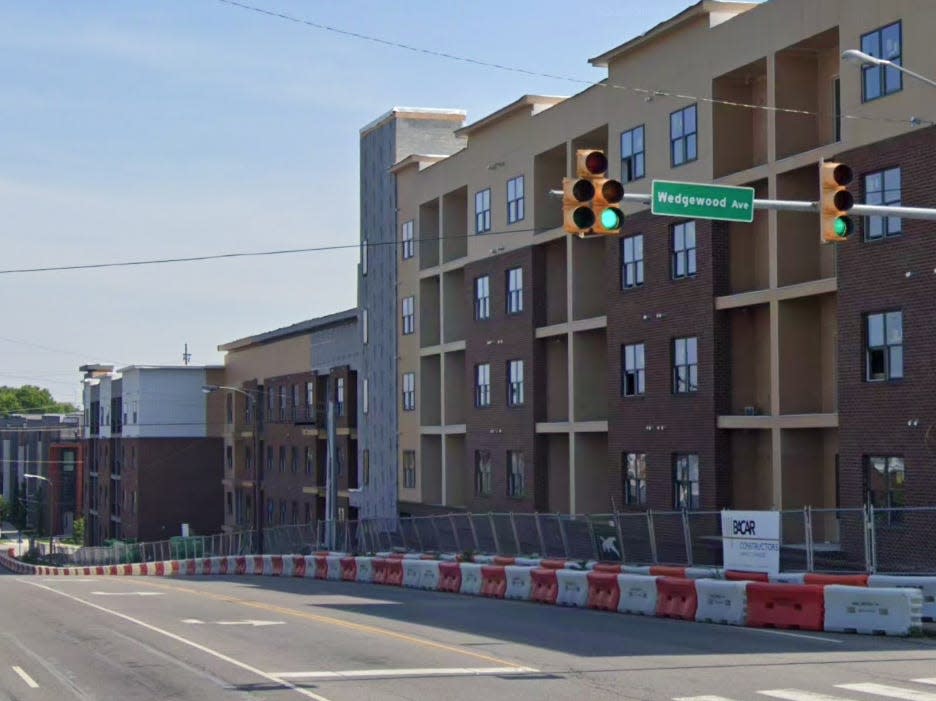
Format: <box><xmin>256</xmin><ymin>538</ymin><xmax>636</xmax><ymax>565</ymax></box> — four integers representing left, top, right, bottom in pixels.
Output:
<box><xmin>449</xmin><ymin>514</ymin><xmax>461</xmax><ymax>553</ymax></box>
<box><xmin>410</xmin><ymin>517</ymin><xmax>422</xmax><ymax>553</ymax></box>
<box><xmin>467</xmin><ymin>513</ymin><xmax>480</xmax><ymax>552</ymax></box>
<box><xmin>489</xmin><ymin>513</ymin><xmax>501</xmax><ymax>555</ymax></box>
<box><xmin>681</xmin><ymin>510</ymin><xmax>693</xmax><ymax>565</ymax></box>
<box><xmin>804</xmin><ymin>507</ymin><xmax>814</xmax><ymax>573</ymax></box>
<box><xmin>534</xmin><ymin>513</ymin><xmax>546</xmax><ymax>557</ymax></box>
<box><xmin>613</xmin><ymin>511</ymin><xmax>626</xmax><ymax>564</ymax></box>
<box><xmin>556</xmin><ymin>513</ymin><xmax>570</xmax><ymax>559</ymax></box>
<box><xmin>429</xmin><ymin>516</ymin><xmax>443</xmax><ymax>552</ymax></box>
<box><xmin>646</xmin><ymin>509</ymin><xmax>659</xmax><ymax>564</ymax></box>
<box><xmin>868</xmin><ymin>504</ymin><xmax>878</xmax><ymax>574</ymax></box>
<box><xmin>587</xmin><ymin>517</ymin><xmax>599</xmax><ymax>561</ymax></box>
<box><xmin>508</xmin><ymin>513</ymin><xmax>522</xmax><ymax>556</ymax></box>
<box><xmin>862</xmin><ymin>504</ymin><xmax>872</xmax><ymax>574</ymax></box>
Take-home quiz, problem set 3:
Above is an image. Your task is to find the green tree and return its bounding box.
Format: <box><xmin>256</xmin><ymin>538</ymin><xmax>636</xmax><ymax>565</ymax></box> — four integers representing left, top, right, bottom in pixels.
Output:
<box><xmin>0</xmin><ymin>494</ymin><xmax>7</xmax><ymax>523</ymax></box>
<box><xmin>0</xmin><ymin>385</ymin><xmax>78</xmax><ymax>416</ymax></box>
<box><xmin>69</xmin><ymin>516</ymin><xmax>85</xmax><ymax>546</ymax></box>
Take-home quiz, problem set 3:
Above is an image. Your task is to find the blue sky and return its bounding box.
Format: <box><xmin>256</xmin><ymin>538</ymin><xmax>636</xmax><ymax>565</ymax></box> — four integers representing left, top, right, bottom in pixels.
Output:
<box><xmin>0</xmin><ymin>0</ymin><xmax>743</xmax><ymax>404</ymax></box>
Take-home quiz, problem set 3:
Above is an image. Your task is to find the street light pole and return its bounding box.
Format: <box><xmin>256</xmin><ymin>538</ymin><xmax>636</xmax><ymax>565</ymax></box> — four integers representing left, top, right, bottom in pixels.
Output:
<box><xmin>202</xmin><ymin>385</ymin><xmax>263</xmax><ymax>554</ymax></box>
<box><xmin>23</xmin><ymin>473</ymin><xmax>53</xmax><ymax>558</ymax></box>
<box><xmin>841</xmin><ymin>49</ymin><xmax>936</xmax><ymax>90</ymax></box>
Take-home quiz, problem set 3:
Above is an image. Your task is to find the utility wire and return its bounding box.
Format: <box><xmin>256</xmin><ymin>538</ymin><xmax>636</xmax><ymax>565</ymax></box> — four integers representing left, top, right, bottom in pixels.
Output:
<box><xmin>216</xmin><ymin>0</ymin><xmax>934</xmax><ymax>128</ymax></box>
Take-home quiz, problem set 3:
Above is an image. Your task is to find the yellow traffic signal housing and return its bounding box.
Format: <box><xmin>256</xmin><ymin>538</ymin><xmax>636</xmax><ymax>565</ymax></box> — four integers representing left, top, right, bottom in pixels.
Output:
<box><xmin>563</xmin><ymin>149</ymin><xmax>625</xmax><ymax>236</ymax></box>
<box><xmin>819</xmin><ymin>161</ymin><xmax>854</xmax><ymax>243</ymax></box>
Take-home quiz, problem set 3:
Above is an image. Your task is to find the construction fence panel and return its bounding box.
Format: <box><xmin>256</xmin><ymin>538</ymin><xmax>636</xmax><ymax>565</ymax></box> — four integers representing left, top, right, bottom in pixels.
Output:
<box><xmin>616</xmin><ymin>512</ymin><xmax>654</xmax><ymax>564</ymax></box>
<box><xmin>872</xmin><ymin>506</ymin><xmax>936</xmax><ymax>574</ymax></box>
<box><xmin>809</xmin><ymin>508</ymin><xmax>869</xmax><ymax>573</ymax></box>
<box><xmin>651</xmin><ymin>511</ymin><xmax>689</xmax><ymax>565</ymax></box>
<box><xmin>470</xmin><ymin>514</ymin><xmax>497</xmax><ymax>554</ymax></box>
<box><xmin>686</xmin><ymin>511</ymin><xmax>723</xmax><ymax>566</ymax></box>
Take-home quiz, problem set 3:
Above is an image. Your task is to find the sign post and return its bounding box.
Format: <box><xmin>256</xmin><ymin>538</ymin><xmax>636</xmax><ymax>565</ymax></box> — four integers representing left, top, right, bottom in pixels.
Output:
<box><xmin>720</xmin><ymin>510</ymin><xmax>780</xmax><ymax>574</ymax></box>
<box><xmin>652</xmin><ymin>180</ymin><xmax>755</xmax><ymax>223</ymax></box>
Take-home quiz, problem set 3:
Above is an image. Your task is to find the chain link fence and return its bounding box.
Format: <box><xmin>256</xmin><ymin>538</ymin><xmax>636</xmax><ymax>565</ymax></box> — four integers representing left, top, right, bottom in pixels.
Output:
<box><xmin>50</xmin><ymin>506</ymin><xmax>936</xmax><ymax>573</ymax></box>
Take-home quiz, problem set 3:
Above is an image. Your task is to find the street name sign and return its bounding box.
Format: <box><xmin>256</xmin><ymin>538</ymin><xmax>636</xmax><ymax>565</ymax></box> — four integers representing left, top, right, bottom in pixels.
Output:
<box><xmin>720</xmin><ymin>510</ymin><xmax>780</xmax><ymax>574</ymax></box>
<box><xmin>652</xmin><ymin>180</ymin><xmax>755</xmax><ymax>223</ymax></box>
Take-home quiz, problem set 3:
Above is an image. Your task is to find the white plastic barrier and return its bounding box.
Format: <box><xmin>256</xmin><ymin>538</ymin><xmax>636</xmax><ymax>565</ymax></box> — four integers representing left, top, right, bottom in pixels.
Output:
<box><xmin>226</xmin><ymin>556</ymin><xmax>239</xmax><ymax>574</ymax></box>
<box><xmin>769</xmin><ymin>572</ymin><xmax>806</xmax><ymax>584</ymax></box>
<box><xmin>281</xmin><ymin>556</ymin><xmax>295</xmax><ymax>577</ymax></box>
<box><xmin>355</xmin><ymin>557</ymin><xmax>374</xmax><ymax>583</ymax></box>
<box><xmin>403</xmin><ymin>559</ymin><xmax>423</xmax><ymax>589</ymax></box>
<box><xmin>686</xmin><ymin>567</ymin><xmax>721</xmax><ymax>580</ymax></box>
<box><xmin>555</xmin><ymin>569</ymin><xmax>589</xmax><ymax>607</ymax></box>
<box><xmin>459</xmin><ymin>563</ymin><xmax>483</xmax><ymax>595</ymax></box>
<box><xmin>824</xmin><ymin>585</ymin><xmax>923</xmax><ymax>636</ymax></box>
<box><xmin>622</xmin><ymin>565</ymin><xmax>653</xmax><ymax>575</ymax></box>
<box><xmin>403</xmin><ymin>553</ymin><xmax>423</xmax><ymax>560</ymax></box>
<box><xmin>262</xmin><ymin>555</ymin><xmax>276</xmax><ymax>576</ymax></box>
<box><xmin>375</xmin><ymin>551</ymin><xmax>393</xmax><ymax>558</ymax></box>
<box><xmin>695</xmin><ymin>578</ymin><xmax>747</xmax><ymax>625</ymax></box>
<box><xmin>505</xmin><ymin>565</ymin><xmax>533</xmax><ymax>600</ymax></box>
<box><xmin>326</xmin><ymin>556</ymin><xmax>343</xmax><ymax>581</ymax></box>
<box><xmin>616</xmin><ymin>574</ymin><xmax>658</xmax><ymax>615</ymax></box>
<box><xmin>473</xmin><ymin>555</ymin><xmax>496</xmax><ymax>565</ymax></box>
<box><xmin>515</xmin><ymin>557</ymin><xmax>542</xmax><ymax>568</ymax></box>
<box><xmin>439</xmin><ymin>553</ymin><xmax>459</xmax><ymax>562</ymax></box>
<box><xmin>869</xmin><ymin>575</ymin><xmax>936</xmax><ymax>622</ymax></box>
<box><xmin>419</xmin><ymin>560</ymin><xmax>440</xmax><ymax>590</ymax></box>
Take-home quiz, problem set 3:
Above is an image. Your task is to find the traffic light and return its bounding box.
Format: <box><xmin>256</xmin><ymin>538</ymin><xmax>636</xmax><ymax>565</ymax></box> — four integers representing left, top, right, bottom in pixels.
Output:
<box><xmin>562</xmin><ymin>149</ymin><xmax>625</xmax><ymax>236</ymax></box>
<box><xmin>819</xmin><ymin>161</ymin><xmax>854</xmax><ymax>243</ymax></box>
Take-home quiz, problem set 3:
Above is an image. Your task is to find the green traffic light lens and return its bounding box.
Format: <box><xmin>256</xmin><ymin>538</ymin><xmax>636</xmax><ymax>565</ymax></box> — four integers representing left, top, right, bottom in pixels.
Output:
<box><xmin>600</xmin><ymin>207</ymin><xmax>623</xmax><ymax>230</ymax></box>
<box><xmin>834</xmin><ymin>218</ymin><xmax>847</xmax><ymax>236</ymax></box>
<box><xmin>834</xmin><ymin>216</ymin><xmax>853</xmax><ymax>238</ymax></box>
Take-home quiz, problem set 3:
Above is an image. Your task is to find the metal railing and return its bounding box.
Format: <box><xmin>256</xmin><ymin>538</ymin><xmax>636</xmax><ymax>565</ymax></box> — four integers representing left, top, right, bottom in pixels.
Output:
<box><xmin>53</xmin><ymin>506</ymin><xmax>936</xmax><ymax>574</ymax></box>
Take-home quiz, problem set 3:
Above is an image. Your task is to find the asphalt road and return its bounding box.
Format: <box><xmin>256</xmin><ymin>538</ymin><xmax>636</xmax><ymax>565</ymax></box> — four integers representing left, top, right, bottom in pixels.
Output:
<box><xmin>2</xmin><ymin>568</ymin><xmax>936</xmax><ymax>701</ymax></box>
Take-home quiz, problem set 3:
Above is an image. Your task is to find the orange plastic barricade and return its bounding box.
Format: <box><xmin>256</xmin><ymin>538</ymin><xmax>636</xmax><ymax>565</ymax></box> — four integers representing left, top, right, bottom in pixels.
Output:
<box><xmin>587</xmin><ymin>571</ymin><xmax>621</xmax><ymax>611</ymax></box>
<box><xmin>539</xmin><ymin>559</ymin><xmax>567</xmax><ymax>570</ymax></box>
<box><xmin>531</xmin><ymin>568</ymin><xmax>559</xmax><ymax>604</ymax></box>
<box><xmin>62</xmin><ymin>567</ymin><xmax>71</xmax><ymax>576</ymax></box>
<box><xmin>481</xmin><ymin>565</ymin><xmax>508</xmax><ymax>598</ymax></box>
<box><xmin>372</xmin><ymin>558</ymin><xmax>389</xmax><ymax>584</ymax></box>
<box><xmin>217</xmin><ymin>558</ymin><xmax>228</xmax><ymax>575</ymax></box>
<box><xmin>389</xmin><ymin>552</ymin><xmax>405</xmax><ymax>559</ymax></box>
<box><xmin>270</xmin><ymin>556</ymin><xmax>283</xmax><ymax>576</ymax></box>
<box><xmin>804</xmin><ymin>573</ymin><xmax>869</xmax><ymax>587</ymax></box>
<box><xmin>184</xmin><ymin>560</ymin><xmax>196</xmax><ymax>576</ymax></box>
<box><xmin>171</xmin><ymin>560</ymin><xmax>181</xmax><ymax>575</ymax></box>
<box><xmin>314</xmin><ymin>556</ymin><xmax>329</xmax><ymax>580</ymax></box>
<box><xmin>593</xmin><ymin>563</ymin><xmax>623</xmax><ymax>574</ymax></box>
<box><xmin>83</xmin><ymin>567</ymin><xmax>92</xmax><ymax>576</ymax></box>
<box><xmin>385</xmin><ymin>558</ymin><xmax>404</xmax><ymax>586</ymax></box>
<box><xmin>253</xmin><ymin>556</ymin><xmax>264</xmax><ymax>574</ymax></box>
<box><xmin>201</xmin><ymin>559</ymin><xmax>212</xmax><ymax>576</ymax></box>
<box><xmin>655</xmin><ymin>577</ymin><xmax>698</xmax><ymax>620</ymax></box>
<box><xmin>154</xmin><ymin>562</ymin><xmax>165</xmax><ymax>576</ymax></box>
<box><xmin>438</xmin><ymin>562</ymin><xmax>462</xmax><ymax>592</ymax></box>
<box><xmin>650</xmin><ymin>565</ymin><xmax>687</xmax><ymax>578</ymax></box>
<box><xmin>285</xmin><ymin>555</ymin><xmax>303</xmax><ymax>578</ymax></box>
<box><xmin>493</xmin><ymin>556</ymin><xmax>516</xmax><ymax>566</ymax></box>
<box><xmin>139</xmin><ymin>563</ymin><xmax>149</xmax><ymax>576</ymax></box>
<box><xmin>746</xmin><ymin>582</ymin><xmax>824</xmax><ymax>631</ymax></box>
<box><xmin>109</xmin><ymin>565</ymin><xmax>119</xmax><ymax>576</ymax></box>
<box><xmin>232</xmin><ymin>557</ymin><xmax>244</xmax><ymax>575</ymax></box>
<box><xmin>340</xmin><ymin>557</ymin><xmax>357</xmax><ymax>581</ymax></box>
<box><xmin>420</xmin><ymin>554</ymin><xmax>437</xmax><ymax>560</ymax></box>
<box><xmin>725</xmin><ymin>570</ymin><xmax>769</xmax><ymax>582</ymax></box>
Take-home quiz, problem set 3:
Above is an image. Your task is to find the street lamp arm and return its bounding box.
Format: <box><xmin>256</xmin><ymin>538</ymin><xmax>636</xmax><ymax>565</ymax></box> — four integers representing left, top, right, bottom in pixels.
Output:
<box><xmin>841</xmin><ymin>49</ymin><xmax>936</xmax><ymax>89</ymax></box>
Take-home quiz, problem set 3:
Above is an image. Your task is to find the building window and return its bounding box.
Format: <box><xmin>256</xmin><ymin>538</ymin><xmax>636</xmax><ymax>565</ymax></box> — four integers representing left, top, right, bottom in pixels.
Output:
<box><xmin>362</xmin><ymin>377</ymin><xmax>369</xmax><ymax>414</ymax></box>
<box><xmin>305</xmin><ymin>446</ymin><xmax>313</xmax><ymax>477</ymax></box>
<box><xmin>506</xmin><ymin>267</ymin><xmax>523</xmax><ymax>314</ymax></box>
<box><xmin>306</xmin><ymin>381</ymin><xmax>314</xmax><ymax>407</ymax></box>
<box><xmin>362</xmin><ymin>308</ymin><xmax>369</xmax><ymax>344</ymax></box>
<box><xmin>620</xmin><ymin>125</ymin><xmax>645</xmax><ymax>182</ymax></box>
<box><xmin>245</xmin><ymin>445</ymin><xmax>253</xmax><ymax>474</ymax></box>
<box><xmin>864</xmin><ymin>167</ymin><xmax>901</xmax><ymax>240</ymax></box>
<box><xmin>507</xmin><ymin>450</ymin><xmax>524</xmax><ymax>498</ymax></box>
<box><xmin>670</xmin><ymin>104</ymin><xmax>698</xmax><ymax>166</ymax></box>
<box><xmin>266</xmin><ymin>445</ymin><xmax>273</xmax><ymax>476</ymax></box>
<box><xmin>861</xmin><ymin>21</ymin><xmax>902</xmax><ymax>102</ymax></box>
<box><xmin>673</xmin><ymin>336</ymin><xmax>699</xmax><ymax>394</ymax></box>
<box><xmin>291</xmin><ymin>501</ymin><xmax>299</xmax><ymax>525</ymax></box>
<box><xmin>507</xmin><ymin>359</ymin><xmax>524</xmax><ymax>407</ymax></box>
<box><xmin>621</xmin><ymin>234</ymin><xmax>644</xmax><ymax>289</ymax></box>
<box><xmin>622</xmin><ymin>343</ymin><xmax>646</xmax><ymax>397</ymax></box>
<box><xmin>280</xmin><ymin>385</ymin><xmax>287</xmax><ymax>415</ymax></box>
<box><xmin>225</xmin><ymin>394</ymin><xmax>233</xmax><ymax>424</ymax></box>
<box><xmin>866</xmin><ymin>456</ymin><xmax>905</xmax><ymax>523</ymax></box>
<box><xmin>475</xmin><ymin>188</ymin><xmax>491</xmax><ymax>233</ymax></box>
<box><xmin>335</xmin><ymin>377</ymin><xmax>345</xmax><ymax>416</ymax></box>
<box><xmin>623</xmin><ymin>452</ymin><xmax>647</xmax><ymax>506</ymax></box>
<box><xmin>507</xmin><ymin>175</ymin><xmax>525</xmax><ymax>224</ymax></box>
<box><xmin>866</xmin><ymin>311</ymin><xmax>903</xmax><ymax>381</ymax></box>
<box><xmin>474</xmin><ymin>275</ymin><xmax>490</xmax><ymax>320</ymax></box>
<box><xmin>268</xmin><ymin>386</ymin><xmax>275</xmax><ymax>411</ymax></box>
<box><xmin>363</xmin><ymin>449</ymin><xmax>370</xmax><ymax>486</ymax></box>
<box><xmin>672</xmin><ymin>221</ymin><xmax>697</xmax><ymax>279</ymax></box>
<box><xmin>402</xmin><ymin>372</ymin><xmax>416</xmax><ymax>411</ymax></box>
<box><xmin>673</xmin><ymin>454</ymin><xmax>700</xmax><ymax>509</ymax></box>
<box><xmin>279</xmin><ymin>446</ymin><xmax>286</xmax><ymax>473</ymax></box>
<box><xmin>266</xmin><ymin>498</ymin><xmax>275</xmax><ymax>526</ymax></box>
<box><xmin>292</xmin><ymin>384</ymin><xmax>300</xmax><ymax>408</ymax></box>
<box><xmin>225</xmin><ymin>445</ymin><xmax>233</xmax><ymax>471</ymax></box>
<box><xmin>402</xmin><ymin>450</ymin><xmax>416</xmax><ymax>489</ymax></box>
<box><xmin>402</xmin><ymin>220</ymin><xmax>415</xmax><ymax>259</ymax></box>
<box><xmin>304</xmin><ymin>502</ymin><xmax>312</xmax><ymax>524</ymax></box>
<box><xmin>402</xmin><ymin>295</ymin><xmax>415</xmax><ymax>335</ymax></box>
<box><xmin>279</xmin><ymin>500</ymin><xmax>287</xmax><ymax>525</ymax></box>
<box><xmin>291</xmin><ymin>446</ymin><xmax>298</xmax><ymax>473</ymax></box>
<box><xmin>361</xmin><ymin>237</ymin><xmax>368</xmax><ymax>275</ymax></box>
<box><xmin>474</xmin><ymin>450</ymin><xmax>492</xmax><ymax>497</ymax></box>
<box><xmin>475</xmin><ymin>363</ymin><xmax>491</xmax><ymax>407</ymax></box>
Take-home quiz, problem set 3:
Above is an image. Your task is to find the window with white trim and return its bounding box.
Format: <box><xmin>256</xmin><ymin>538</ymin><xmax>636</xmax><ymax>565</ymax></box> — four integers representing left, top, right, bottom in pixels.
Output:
<box><xmin>864</xmin><ymin>167</ymin><xmax>901</xmax><ymax>240</ymax></box>
<box><xmin>474</xmin><ymin>275</ymin><xmax>490</xmax><ymax>320</ymax></box>
<box><xmin>402</xmin><ymin>372</ymin><xmax>415</xmax><ymax>411</ymax></box>
<box><xmin>475</xmin><ymin>363</ymin><xmax>491</xmax><ymax>407</ymax></box>
<box><xmin>507</xmin><ymin>267</ymin><xmax>523</xmax><ymax>314</ymax></box>
<box><xmin>507</xmin><ymin>175</ymin><xmax>524</xmax><ymax>224</ymax></box>
<box><xmin>507</xmin><ymin>359</ymin><xmax>524</xmax><ymax>407</ymax></box>
<box><xmin>475</xmin><ymin>188</ymin><xmax>491</xmax><ymax>233</ymax></box>
<box><xmin>402</xmin><ymin>295</ymin><xmax>415</xmax><ymax>335</ymax></box>
<box><xmin>866</xmin><ymin>311</ymin><xmax>903</xmax><ymax>381</ymax></box>
<box><xmin>402</xmin><ymin>220</ymin><xmax>415</xmax><ymax>259</ymax></box>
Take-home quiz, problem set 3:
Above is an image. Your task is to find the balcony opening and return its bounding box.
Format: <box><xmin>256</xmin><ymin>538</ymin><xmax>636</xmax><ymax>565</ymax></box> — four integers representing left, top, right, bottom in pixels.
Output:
<box><xmin>725</xmin><ymin>303</ymin><xmax>771</xmax><ymax>416</ymax></box>
<box><xmin>779</xmin><ymin>294</ymin><xmax>837</xmax><ymax>415</ymax></box>
<box><xmin>419</xmin><ymin>198</ymin><xmax>440</xmax><ymax>270</ymax></box>
<box><xmin>442</xmin><ymin>186</ymin><xmax>468</xmax><ymax>263</ymax></box>
<box><xmin>777</xmin><ymin>164</ymin><xmax>835</xmax><ymax>287</ymax></box>
<box><xmin>713</xmin><ymin>57</ymin><xmax>768</xmax><ymax>178</ymax></box>
<box><xmin>419</xmin><ymin>354</ymin><xmax>441</xmax><ymax>426</ymax></box>
<box><xmin>533</xmin><ymin>143</ymin><xmax>566</xmax><ymax>232</ymax></box>
<box><xmin>442</xmin><ymin>268</ymin><xmax>466</xmax><ymax>343</ymax></box>
<box><xmin>727</xmin><ymin>178</ymin><xmax>770</xmax><ymax>294</ymax></box>
<box><xmin>419</xmin><ymin>276</ymin><xmax>440</xmax><ymax>348</ymax></box>
<box><xmin>572</xmin><ymin>328</ymin><xmax>607</xmax><ymax>422</ymax></box>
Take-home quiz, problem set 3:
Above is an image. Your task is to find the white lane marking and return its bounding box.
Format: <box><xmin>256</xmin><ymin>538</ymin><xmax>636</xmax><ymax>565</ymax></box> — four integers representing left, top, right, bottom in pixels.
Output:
<box><xmin>837</xmin><ymin>684</ymin><xmax>936</xmax><ymax>701</ymax></box>
<box><xmin>182</xmin><ymin>619</ymin><xmax>284</xmax><ymax>627</ymax></box>
<box><xmin>90</xmin><ymin>591</ymin><xmax>163</xmax><ymax>597</ymax></box>
<box><xmin>43</xmin><ymin>578</ymin><xmax>95</xmax><ymax>582</ymax></box>
<box><xmin>273</xmin><ymin>666</ymin><xmax>538</xmax><ymax>680</ymax></box>
<box><xmin>674</xmin><ymin>696</ymin><xmax>738</xmax><ymax>701</ymax></box>
<box><xmin>744</xmin><ymin>629</ymin><xmax>843</xmax><ymax>644</ymax></box>
<box><xmin>760</xmin><ymin>690</ymin><xmax>858</xmax><ymax>701</ymax></box>
<box><xmin>19</xmin><ymin>580</ymin><xmax>332</xmax><ymax>701</ymax></box>
<box><xmin>12</xmin><ymin>665</ymin><xmax>39</xmax><ymax>689</ymax></box>
<box><xmin>915</xmin><ymin>682</ymin><xmax>936</xmax><ymax>687</ymax></box>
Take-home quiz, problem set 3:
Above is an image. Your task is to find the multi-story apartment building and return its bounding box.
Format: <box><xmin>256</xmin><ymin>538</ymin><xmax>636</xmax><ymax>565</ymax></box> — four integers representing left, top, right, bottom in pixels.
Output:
<box><xmin>358</xmin><ymin>108</ymin><xmax>467</xmax><ymax>520</ymax></box>
<box><xmin>80</xmin><ymin>364</ymin><xmax>224</xmax><ymax>544</ymax></box>
<box><xmin>0</xmin><ymin>413</ymin><xmax>82</xmax><ymax>536</ymax></box>
<box><xmin>217</xmin><ymin>310</ymin><xmax>360</xmax><ymax>533</ymax></box>
<box><xmin>377</xmin><ymin>0</ymin><xmax>936</xmax><ymax>556</ymax></box>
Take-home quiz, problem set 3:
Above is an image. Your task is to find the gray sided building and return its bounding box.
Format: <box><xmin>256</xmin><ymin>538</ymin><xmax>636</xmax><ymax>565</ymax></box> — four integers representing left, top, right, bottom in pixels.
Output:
<box><xmin>356</xmin><ymin>108</ymin><xmax>466</xmax><ymax>521</ymax></box>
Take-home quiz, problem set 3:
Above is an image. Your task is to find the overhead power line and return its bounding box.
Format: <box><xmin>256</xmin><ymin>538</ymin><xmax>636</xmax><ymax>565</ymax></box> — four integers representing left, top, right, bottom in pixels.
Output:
<box><xmin>215</xmin><ymin>0</ymin><xmax>933</xmax><ymax>128</ymax></box>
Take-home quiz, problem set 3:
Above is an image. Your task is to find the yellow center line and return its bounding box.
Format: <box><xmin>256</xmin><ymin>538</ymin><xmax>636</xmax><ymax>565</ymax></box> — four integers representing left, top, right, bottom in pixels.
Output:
<box><xmin>127</xmin><ymin>577</ymin><xmax>526</xmax><ymax>669</ymax></box>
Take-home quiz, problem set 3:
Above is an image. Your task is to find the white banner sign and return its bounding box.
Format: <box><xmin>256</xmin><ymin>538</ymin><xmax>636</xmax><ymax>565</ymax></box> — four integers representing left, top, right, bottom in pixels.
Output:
<box><xmin>721</xmin><ymin>510</ymin><xmax>780</xmax><ymax>574</ymax></box>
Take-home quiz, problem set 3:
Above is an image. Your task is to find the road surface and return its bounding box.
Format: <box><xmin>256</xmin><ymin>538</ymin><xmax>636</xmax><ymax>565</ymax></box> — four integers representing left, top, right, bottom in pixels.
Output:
<box><xmin>1</xmin><ymin>567</ymin><xmax>935</xmax><ymax>700</ymax></box>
